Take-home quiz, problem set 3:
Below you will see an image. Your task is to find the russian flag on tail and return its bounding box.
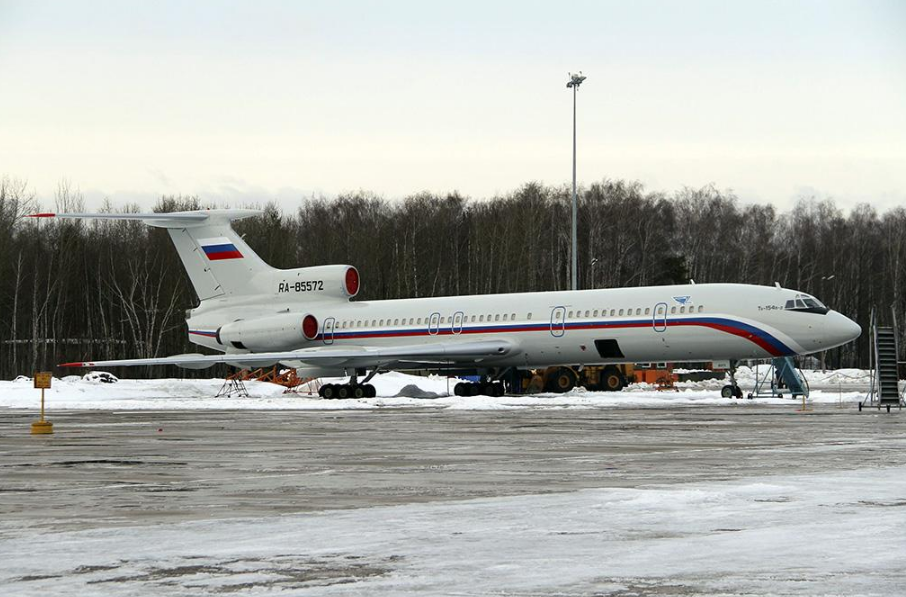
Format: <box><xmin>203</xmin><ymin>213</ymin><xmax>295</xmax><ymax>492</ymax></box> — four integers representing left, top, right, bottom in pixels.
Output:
<box><xmin>199</xmin><ymin>237</ymin><xmax>243</xmax><ymax>260</ymax></box>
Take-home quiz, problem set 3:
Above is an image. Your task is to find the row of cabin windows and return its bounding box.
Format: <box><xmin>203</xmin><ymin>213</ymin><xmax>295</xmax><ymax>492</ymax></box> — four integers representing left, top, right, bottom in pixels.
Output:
<box><xmin>566</xmin><ymin>305</ymin><xmax>705</xmax><ymax>318</ymax></box>
<box><xmin>336</xmin><ymin>313</ymin><xmax>524</xmax><ymax>329</ymax></box>
<box><xmin>330</xmin><ymin>305</ymin><xmax>706</xmax><ymax>330</ymax></box>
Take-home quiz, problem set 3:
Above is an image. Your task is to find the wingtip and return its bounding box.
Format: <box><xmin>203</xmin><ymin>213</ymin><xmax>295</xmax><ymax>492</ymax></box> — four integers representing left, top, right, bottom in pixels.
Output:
<box><xmin>59</xmin><ymin>362</ymin><xmax>86</xmax><ymax>367</ymax></box>
<box><xmin>27</xmin><ymin>213</ymin><xmax>56</xmax><ymax>218</ymax></box>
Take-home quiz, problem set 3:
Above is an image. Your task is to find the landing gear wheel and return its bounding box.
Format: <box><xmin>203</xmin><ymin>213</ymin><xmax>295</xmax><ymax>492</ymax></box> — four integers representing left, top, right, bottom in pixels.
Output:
<box><xmin>549</xmin><ymin>368</ymin><xmax>577</xmax><ymax>393</ymax></box>
<box><xmin>601</xmin><ymin>367</ymin><xmax>625</xmax><ymax>392</ymax></box>
<box><xmin>321</xmin><ymin>384</ymin><xmax>337</xmax><ymax>400</ymax></box>
<box><xmin>337</xmin><ymin>385</ymin><xmax>351</xmax><ymax>399</ymax></box>
<box><xmin>721</xmin><ymin>384</ymin><xmax>742</xmax><ymax>399</ymax></box>
<box><xmin>364</xmin><ymin>384</ymin><xmax>376</xmax><ymax>398</ymax></box>
<box><xmin>352</xmin><ymin>385</ymin><xmax>366</xmax><ymax>399</ymax></box>
<box><xmin>454</xmin><ymin>382</ymin><xmax>467</xmax><ymax>397</ymax></box>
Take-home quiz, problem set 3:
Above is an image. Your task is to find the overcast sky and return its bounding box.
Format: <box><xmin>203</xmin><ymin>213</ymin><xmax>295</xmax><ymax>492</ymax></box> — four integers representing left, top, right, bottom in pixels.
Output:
<box><xmin>0</xmin><ymin>0</ymin><xmax>904</xmax><ymax>212</ymax></box>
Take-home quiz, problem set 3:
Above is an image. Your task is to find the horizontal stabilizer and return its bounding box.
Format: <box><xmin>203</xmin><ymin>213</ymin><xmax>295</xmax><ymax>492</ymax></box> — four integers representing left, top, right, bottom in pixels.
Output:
<box><xmin>27</xmin><ymin>209</ymin><xmax>262</xmax><ymax>229</ymax></box>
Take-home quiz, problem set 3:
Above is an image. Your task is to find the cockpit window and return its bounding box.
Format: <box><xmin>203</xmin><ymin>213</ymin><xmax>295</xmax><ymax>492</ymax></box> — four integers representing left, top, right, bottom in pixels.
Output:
<box><xmin>785</xmin><ymin>294</ymin><xmax>828</xmax><ymax>314</ymax></box>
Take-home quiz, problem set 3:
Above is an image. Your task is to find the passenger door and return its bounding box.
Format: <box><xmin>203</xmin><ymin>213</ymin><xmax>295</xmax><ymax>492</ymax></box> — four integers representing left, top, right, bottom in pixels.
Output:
<box><xmin>428</xmin><ymin>312</ymin><xmax>441</xmax><ymax>336</ymax></box>
<box><xmin>451</xmin><ymin>311</ymin><xmax>464</xmax><ymax>335</ymax></box>
<box><xmin>550</xmin><ymin>306</ymin><xmax>566</xmax><ymax>338</ymax></box>
<box><xmin>323</xmin><ymin>317</ymin><xmax>336</xmax><ymax>345</ymax></box>
<box><xmin>652</xmin><ymin>302</ymin><xmax>667</xmax><ymax>333</ymax></box>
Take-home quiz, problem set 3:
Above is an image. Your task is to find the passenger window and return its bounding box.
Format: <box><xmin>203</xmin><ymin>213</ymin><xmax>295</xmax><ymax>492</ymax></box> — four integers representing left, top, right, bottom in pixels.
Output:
<box><xmin>479</xmin><ymin>315</ymin><xmax>485</xmax><ymax>322</ymax></box>
<box><xmin>471</xmin><ymin>315</ymin><xmax>476</xmax><ymax>322</ymax></box>
<box><xmin>495</xmin><ymin>314</ymin><xmax>500</xmax><ymax>322</ymax></box>
<box><xmin>527</xmin><ymin>313</ymin><xmax>532</xmax><ymax>320</ymax></box>
<box><xmin>511</xmin><ymin>313</ymin><xmax>516</xmax><ymax>320</ymax></box>
<box><xmin>698</xmin><ymin>305</ymin><xmax>704</xmax><ymax>313</ymax></box>
<box><xmin>502</xmin><ymin>314</ymin><xmax>508</xmax><ymax>321</ymax></box>
<box><xmin>679</xmin><ymin>307</ymin><xmax>685</xmax><ymax>314</ymax></box>
<box><xmin>610</xmin><ymin>309</ymin><xmax>615</xmax><ymax>316</ymax></box>
<box><xmin>441</xmin><ymin>317</ymin><xmax>446</xmax><ymax>324</ymax></box>
<box><xmin>584</xmin><ymin>310</ymin><xmax>590</xmax><ymax>317</ymax></box>
<box><xmin>568</xmin><ymin>311</ymin><xmax>574</xmax><ymax>318</ymax></box>
<box><xmin>618</xmin><ymin>309</ymin><xmax>624</xmax><ymax>316</ymax></box>
<box><xmin>670</xmin><ymin>307</ymin><xmax>676</xmax><ymax>314</ymax></box>
<box><xmin>636</xmin><ymin>308</ymin><xmax>641</xmax><ymax>315</ymax></box>
<box><xmin>393</xmin><ymin>318</ymin><xmax>398</xmax><ymax>325</ymax></box>
<box><xmin>416</xmin><ymin>318</ymin><xmax>422</xmax><ymax>325</ymax></box>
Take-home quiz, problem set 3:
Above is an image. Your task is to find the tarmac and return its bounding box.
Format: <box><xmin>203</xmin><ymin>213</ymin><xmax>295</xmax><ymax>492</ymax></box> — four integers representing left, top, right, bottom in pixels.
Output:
<box><xmin>2</xmin><ymin>404</ymin><xmax>905</xmax><ymax>534</ymax></box>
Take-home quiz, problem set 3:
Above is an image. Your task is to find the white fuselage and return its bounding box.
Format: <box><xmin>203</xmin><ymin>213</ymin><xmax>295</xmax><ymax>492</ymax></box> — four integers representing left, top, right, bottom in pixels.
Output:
<box><xmin>185</xmin><ymin>283</ymin><xmax>860</xmax><ymax>370</ymax></box>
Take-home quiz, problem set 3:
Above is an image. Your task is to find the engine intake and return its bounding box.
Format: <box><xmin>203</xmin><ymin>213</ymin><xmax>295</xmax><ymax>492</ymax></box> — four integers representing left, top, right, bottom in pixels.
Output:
<box><xmin>217</xmin><ymin>313</ymin><xmax>319</xmax><ymax>351</ymax></box>
<box><xmin>272</xmin><ymin>265</ymin><xmax>360</xmax><ymax>300</ymax></box>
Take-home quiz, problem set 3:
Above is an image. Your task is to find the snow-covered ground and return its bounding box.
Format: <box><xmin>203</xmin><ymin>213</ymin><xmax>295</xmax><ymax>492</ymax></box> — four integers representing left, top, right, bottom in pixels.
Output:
<box><xmin>0</xmin><ymin>368</ymin><xmax>880</xmax><ymax>411</ymax></box>
<box><xmin>3</xmin><ymin>464</ymin><xmax>904</xmax><ymax>595</ymax></box>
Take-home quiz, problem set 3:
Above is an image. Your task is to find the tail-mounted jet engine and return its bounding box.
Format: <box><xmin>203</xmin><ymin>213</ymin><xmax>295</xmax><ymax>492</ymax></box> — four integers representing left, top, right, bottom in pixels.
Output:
<box><xmin>273</xmin><ymin>265</ymin><xmax>359</xmax><ymax>300</ymax></box>
<box><xmin>216</xmin><ymin>313</ymin><xmax>320</xmax><ymax>351</ymax></box>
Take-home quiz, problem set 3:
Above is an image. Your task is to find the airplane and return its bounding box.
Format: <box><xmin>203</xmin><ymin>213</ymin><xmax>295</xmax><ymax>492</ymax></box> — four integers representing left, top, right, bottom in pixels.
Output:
<box><xmin>32</xmin><ymin>208</ymin><xmax>862</xmax><ymax>399</ymax></box>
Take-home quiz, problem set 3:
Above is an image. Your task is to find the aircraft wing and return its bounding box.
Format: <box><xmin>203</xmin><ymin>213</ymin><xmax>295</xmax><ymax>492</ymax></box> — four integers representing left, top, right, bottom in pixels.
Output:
<box><xmin>59</xmin><ymin>339</ymin><xmax>519</xmax><ymax>370</ymax></box>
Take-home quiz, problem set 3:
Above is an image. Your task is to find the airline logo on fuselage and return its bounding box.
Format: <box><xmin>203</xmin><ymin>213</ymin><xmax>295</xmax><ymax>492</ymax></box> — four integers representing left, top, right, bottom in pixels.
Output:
<box><xmin>673</xmin><ymin>295</ymin><xmax>692</xmax><ymax>305</ymax></box>
<box><xmin>199</xmin><ymin>237</ymin><xmax>243</xmax><ymax>260</ymax></box>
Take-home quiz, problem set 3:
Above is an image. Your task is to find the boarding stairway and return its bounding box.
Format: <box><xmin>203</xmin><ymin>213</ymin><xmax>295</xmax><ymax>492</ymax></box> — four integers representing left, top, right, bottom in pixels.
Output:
<box><xmin>775</xmin><ymin>357</ymin><xmax>808</xmax><ymax>396</ymax></box>
<box><xmin>876</xmin><ymin>328</ymin><xmax>900</xmax><ymax>406</ymax></box>
<box><xmin>861</xmin><ymin>307</ymin><xmax>904</xmax><ymax>412</ymax></box>
<box><xmin>749</xmin><ymin>356</ymin><xmax>808</xmax><ymax>399</ymax></box>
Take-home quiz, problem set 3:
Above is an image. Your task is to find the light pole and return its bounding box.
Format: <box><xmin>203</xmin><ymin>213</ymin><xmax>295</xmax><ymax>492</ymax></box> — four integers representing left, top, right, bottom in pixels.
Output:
<box><xmin>567</xmin><ymin>71</ymin><xmax>586</xmax><ymax>291</ymax></box>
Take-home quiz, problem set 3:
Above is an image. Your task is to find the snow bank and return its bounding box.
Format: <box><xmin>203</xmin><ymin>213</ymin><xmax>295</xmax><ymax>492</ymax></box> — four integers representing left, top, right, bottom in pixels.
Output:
<box><xmin>0</xmin><ymin>369</ymin><xmax>871</xmax><ymax>411</ymax></box>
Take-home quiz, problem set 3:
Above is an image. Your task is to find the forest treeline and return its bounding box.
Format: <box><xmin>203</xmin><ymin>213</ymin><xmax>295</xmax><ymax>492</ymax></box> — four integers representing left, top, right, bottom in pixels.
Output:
<box><xmin>1</xmin><ymin>175</ymin><xmax>903</xmax><ymax>378</ymax></box>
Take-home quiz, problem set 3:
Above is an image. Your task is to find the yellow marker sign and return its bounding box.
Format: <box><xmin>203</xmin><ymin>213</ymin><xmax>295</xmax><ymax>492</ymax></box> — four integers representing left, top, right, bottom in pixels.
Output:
<box><xmin>31</xmin><ymin>371</ymin><xmax>54</xmax><ymax>434</ymax></box>
<box><xmin>34</xmin><ymin>372</ymin><xmax>52</xmax><ymax>389</ymax></box>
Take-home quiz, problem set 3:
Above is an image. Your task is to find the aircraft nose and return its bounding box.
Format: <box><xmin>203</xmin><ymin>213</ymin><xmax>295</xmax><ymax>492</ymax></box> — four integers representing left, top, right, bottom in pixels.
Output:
<box><xmin>824</xmin><ymin>311</ymin><xmax>862</xmax><ymax>348</ymax></box>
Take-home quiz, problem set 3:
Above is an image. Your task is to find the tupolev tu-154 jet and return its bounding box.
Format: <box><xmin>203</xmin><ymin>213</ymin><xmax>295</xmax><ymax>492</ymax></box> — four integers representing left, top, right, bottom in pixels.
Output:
<box><xmin>34</xmin><ymin>209</ymin><xmax>861</xmax><ymax>398</ymax></box>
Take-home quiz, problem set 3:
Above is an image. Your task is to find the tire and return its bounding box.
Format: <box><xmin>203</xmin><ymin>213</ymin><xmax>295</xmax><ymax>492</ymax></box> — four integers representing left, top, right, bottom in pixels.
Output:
<box><xmin>720</xmin><ymin>385</ymin><xmax>735</xmax><ymax>399</ymax></box>
<box><xmin>491</xmin><ymin>383</ymin><xmax>504</xmax><ymax>397</ymax></box>
<box><xmin>479</xmin><ymin>382</ymin><xmax>495</xmax><ymax>396</ymax></box>
<box><xmin>337</xmin><ymin>385</ymin><xmax>350</xmax><ymax>399</ymax></box>
<box><xmin>352</xmin><ymin>385</ymin><xmax>366</xmax><ymax>399</ymax></box>
<box><xmin>551</xmin><ymin>368</ymin><xmax>577</xmax><ymax>393</ymax></box>
<box><xmin>322</xmin><ymin>384</ymin><xmax>336</xmax><ymax>400</ymax></box>
<box><xmin>454</xmin><ymin>382</ymin><xmax>467</xmax><ymax>397</ymax></box>
<box><xmin>364</xmin><ymin>384</ymin><xmax>376</xmax><ymax>398</ymax></box>
<box><xmin>601</xmin><ymin>367</ymin><xmax>624</xmax><ymax>392</ymax></box>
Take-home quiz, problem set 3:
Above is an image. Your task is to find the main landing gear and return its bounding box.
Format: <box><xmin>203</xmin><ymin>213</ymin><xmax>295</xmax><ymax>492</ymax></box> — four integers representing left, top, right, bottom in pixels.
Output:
<box><xmin>319</xmin><ymin>383</ymin><xmax>376</xmax><ymax>399</ymax></box>
<box><xmin>454</xmin><ymin>379</ymin><xmax>505</xmax><ymax>397</ymax></box>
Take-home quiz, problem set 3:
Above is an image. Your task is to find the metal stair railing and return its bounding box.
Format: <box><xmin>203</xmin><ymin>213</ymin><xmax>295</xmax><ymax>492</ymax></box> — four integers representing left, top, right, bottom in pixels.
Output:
<box><xmin>861</xmin><ymin>306</ymin><xmax>904</xmax><ymax>411</ymax></box>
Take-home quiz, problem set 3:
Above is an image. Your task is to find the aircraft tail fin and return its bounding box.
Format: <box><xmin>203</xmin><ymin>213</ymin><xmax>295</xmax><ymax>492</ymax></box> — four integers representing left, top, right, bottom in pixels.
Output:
<box><xmin>28</xmin><ymin>209</ymin><xmax>271</xmax><ymax>300</ymax></box>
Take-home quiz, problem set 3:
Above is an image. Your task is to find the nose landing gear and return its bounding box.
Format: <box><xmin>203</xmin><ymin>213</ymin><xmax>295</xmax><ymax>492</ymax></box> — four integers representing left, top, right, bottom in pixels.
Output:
<box><xmin>720</xmin><ymin>359</ymin><xmax>744</xmax><ymax>399</ymax></box>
